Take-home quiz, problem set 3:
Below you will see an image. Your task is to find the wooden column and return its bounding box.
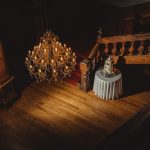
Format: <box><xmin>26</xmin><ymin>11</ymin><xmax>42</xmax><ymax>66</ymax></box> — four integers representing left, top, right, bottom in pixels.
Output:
<box><xmin>112</xmin><ymin>43</ymin><xmax>117</xmax><ymax>56</ymax></box>
<box><xmin>0</xmin><ymin>42</ymin><xmax>18</xmax><ymax>106</ymax></box>
<box><xmin>120</xmin><ymin>42</ymin><xmax>126</xmax><ymax>56</ymax></box>
<box><xmin>111</xmin><ymin>43</ymin><xmax>117</xmax><ymax>56</ymax></box>
<box><xmin>138</xmin><ymin>41</ymin><xmax>144</xmax><ymax>55</ymax></box>
<box><xmin>80</xmin><ymin>59</ymin><xmax>91</xmax><ymax>92</ymax></box>
<box><xmin>128</xmin><ymin>41</ymin><xmax>134</xmax><ymax>55</ymax></box>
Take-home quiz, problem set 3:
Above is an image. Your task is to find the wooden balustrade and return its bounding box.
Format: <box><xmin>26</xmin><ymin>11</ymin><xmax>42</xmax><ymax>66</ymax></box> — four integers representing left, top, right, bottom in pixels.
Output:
<box><xmin>98</xmin><ymin>33</ymin><xmax>150</xmax><ymax>64</ymax></box>
<box><xmin>79</xmin><ymin>32</ymin><xmax>150</xmax><ymax>92</ymax></box>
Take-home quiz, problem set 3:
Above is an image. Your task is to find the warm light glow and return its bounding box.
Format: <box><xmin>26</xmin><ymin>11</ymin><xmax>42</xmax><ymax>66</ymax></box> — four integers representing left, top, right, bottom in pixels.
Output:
<box><xmin>51</xmin><ymin>59</ymin><xmax>54</xmax><ymax>64</ymax></box>
<box><xmin>30</xmin><ymin>65</ymin><xmax>32</xmax><ymax>69</ymax></box>
<box><xmin>25</xmin><ymin>31</ymin><xmax>76</xmax><ymax>83</ymax></box>
<box><xmin>55</xmin><ymin>48</ymin><xmax>57</xmax><ymax>52</ymax></box>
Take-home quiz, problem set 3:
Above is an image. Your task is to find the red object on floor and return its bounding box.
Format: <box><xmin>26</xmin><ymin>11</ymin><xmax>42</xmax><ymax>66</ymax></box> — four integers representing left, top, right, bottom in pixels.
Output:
<box><xmin>64</xmin><ymin>67</ymin><xmax>81</xmax><ymax>86</ymax></box>
<box><xmin>64</xmin><ymin>55</ymin><xmax>83</xmax><ymax>85</ymax></box>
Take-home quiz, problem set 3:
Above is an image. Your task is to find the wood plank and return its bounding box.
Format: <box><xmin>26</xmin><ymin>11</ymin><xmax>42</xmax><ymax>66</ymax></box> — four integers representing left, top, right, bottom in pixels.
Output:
<box><xmin>0</xmin><ymin>81</ymin><xmax>150</xmax><ymax>150</ymax></box>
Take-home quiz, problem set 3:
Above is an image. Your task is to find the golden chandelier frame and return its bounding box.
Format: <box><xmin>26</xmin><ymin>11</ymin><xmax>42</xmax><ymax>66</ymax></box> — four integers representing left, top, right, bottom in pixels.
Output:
<box><xmin>25</xmin><ymin>31</ymin><xmax>76</xmax><ymax>83</ymax></box>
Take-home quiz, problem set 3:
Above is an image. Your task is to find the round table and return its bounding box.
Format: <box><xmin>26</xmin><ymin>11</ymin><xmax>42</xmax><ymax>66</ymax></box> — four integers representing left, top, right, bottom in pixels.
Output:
<box><xmin>93</xmin><ymin>69</ymin><xmax>122</xmax><ymax>100</ymax></box>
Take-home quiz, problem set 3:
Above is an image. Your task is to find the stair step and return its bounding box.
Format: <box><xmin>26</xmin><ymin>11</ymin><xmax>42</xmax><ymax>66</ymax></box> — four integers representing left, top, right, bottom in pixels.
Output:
<box><xmin>64</xmin><ymin>55</ymin><xmax>83</xmax><ymax>86</ymax></box>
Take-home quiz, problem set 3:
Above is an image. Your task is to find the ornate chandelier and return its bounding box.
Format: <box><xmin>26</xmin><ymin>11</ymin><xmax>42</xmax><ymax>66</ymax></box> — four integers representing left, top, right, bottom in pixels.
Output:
<box><xmin>25</xmin><ymin>31</ymin><xmax>76</xmax><ymax>83</ymax></box>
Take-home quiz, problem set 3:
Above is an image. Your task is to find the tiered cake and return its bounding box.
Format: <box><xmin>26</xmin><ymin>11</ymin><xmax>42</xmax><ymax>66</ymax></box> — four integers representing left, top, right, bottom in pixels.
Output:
<box><xmin>102</xmin><ymin>55</ymin><xmax>116</xmax><ymax>77</ymax></box>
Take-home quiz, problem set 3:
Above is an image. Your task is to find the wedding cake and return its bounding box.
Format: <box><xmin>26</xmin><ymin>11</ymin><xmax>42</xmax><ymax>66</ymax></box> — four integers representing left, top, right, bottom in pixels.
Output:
<box><xmin>102</xmin><ymin>55</ymin><xmax>115</xmax><ymax>76</ymax></box>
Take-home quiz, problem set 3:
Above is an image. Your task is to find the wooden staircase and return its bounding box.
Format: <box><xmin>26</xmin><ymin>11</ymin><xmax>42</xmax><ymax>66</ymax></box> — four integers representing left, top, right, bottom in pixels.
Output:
<box><xmin>79</xmin><ymin>32</ymin><xmax>150</xmax><ymax>92</ymax></box>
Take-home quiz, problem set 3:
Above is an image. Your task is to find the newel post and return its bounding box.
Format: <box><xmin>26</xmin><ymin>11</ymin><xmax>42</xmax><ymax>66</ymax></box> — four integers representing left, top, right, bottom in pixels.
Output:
<box><xmin>80</xmin><ymin>58</ymin><xmax>91</xmax><ymax>92</ymax></box>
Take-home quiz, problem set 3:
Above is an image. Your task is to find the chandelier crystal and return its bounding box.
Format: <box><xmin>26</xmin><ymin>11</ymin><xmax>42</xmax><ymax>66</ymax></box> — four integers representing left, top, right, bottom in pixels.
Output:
<box><xmin>25</xmin><ymin>31</ymin><xmax>76</xmax><ymax>83</ymax></box>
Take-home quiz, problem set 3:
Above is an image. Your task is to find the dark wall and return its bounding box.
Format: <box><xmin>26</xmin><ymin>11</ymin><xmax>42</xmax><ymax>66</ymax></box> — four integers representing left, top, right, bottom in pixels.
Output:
<box><xmin>119</xmin><ymin>2</ymin><xmax>150</xmax><ymax>34</ymax></box>
<box><xmin>0</xmin><ymin>0</ymin><xmax>47</xmax><ymax>91</ymax></box>
<box><xmin>45</xmin><ymin>0</ymin><xmax>122</xmax><ymax>55</ymax></box>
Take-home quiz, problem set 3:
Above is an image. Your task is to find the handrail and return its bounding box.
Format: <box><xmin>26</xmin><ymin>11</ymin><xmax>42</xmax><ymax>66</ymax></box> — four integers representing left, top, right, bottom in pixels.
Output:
<box><xmin>88</xmin><ymin>42</ymin><xmax>100</xmax><ymax>59</ymax></box>
<box><xmin>98</xmin><ymin>33</ymin><xmax>150</xmax><ymax>43</ymax></box>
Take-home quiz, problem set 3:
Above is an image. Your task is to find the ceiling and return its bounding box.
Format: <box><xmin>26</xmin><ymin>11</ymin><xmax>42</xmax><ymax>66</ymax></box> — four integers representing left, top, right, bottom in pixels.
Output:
<box><xmin>99</xmin><ymin>0</ymin><xmax>150</xmax><ymax>7</ymax></box>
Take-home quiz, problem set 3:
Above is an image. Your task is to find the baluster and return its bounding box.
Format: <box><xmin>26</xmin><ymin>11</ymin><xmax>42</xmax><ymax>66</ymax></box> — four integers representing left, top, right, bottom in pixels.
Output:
<box><xmin>111</xmin><ymin>43</ymin><xmax>117</xmax><ymax>56</ymax></box>
<box><xmin>104</xmin><ymin>43</ymin><xmax>108</xmax><ymax>55</ymax></box>
<box><xmin>128</xmin><ymin>41</ymin><xmax>134</xmax><ymax>55</ymax></box>
<box><xmin>96</xmin><ymin>50</ymin><xmax>100</xmax><ymax>63</ymax></box>
<box><xmin>92</xmin><ymin>57</ymin><xmax>95</xmax><ymax>71</ymax></box>
<box><xmin>138</xmin><ymin>41</ymin><xmax>144</xmax><ymax>55</ymax></box>
<box><xmin>120</xmin><ymin>42</ymin><xmax>125</xmax><ymax>56</ymax></box>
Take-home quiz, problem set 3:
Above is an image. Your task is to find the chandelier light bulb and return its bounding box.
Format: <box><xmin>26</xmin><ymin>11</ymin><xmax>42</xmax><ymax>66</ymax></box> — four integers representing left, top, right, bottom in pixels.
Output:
<box><xmin>51</xmin><ymin>59</ymin><xmax>54</xmax><ymax>64</ymax></box>
<box><xmin>30</xmin><ymin>65</ymin><xmax>32</xmax><ymax>69</ymax></box>
<box><xmin>55</xmin><ymin>48</ymin><xmax>58</xmax><ymax>52</ymax></box>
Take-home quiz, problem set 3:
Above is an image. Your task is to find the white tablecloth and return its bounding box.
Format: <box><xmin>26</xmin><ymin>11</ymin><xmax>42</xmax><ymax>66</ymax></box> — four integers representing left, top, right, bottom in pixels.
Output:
<box><xmin>93</xmin><ymin>69</ymin><xmax>122</xmax><ymax>100</ymax></box>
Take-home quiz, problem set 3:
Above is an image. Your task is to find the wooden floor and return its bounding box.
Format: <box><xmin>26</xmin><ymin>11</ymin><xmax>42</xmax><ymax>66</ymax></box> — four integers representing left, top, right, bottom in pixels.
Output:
<box><xmin>0</xmin><ymin>81</ymin><xmax>150</xmax><ymax>150</ymax></box>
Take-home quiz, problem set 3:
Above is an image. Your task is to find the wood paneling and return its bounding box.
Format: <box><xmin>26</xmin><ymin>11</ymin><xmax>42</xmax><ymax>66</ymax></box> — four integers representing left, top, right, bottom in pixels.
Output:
<box><xmin>0</xmin><ymin>43</ymin><xmax>7</xmax><ymax>78</ymax></box>
<box><xmin>0</xmin><ymin>81</ymin><xmax>150</xmax><ymax>150</ymax></box>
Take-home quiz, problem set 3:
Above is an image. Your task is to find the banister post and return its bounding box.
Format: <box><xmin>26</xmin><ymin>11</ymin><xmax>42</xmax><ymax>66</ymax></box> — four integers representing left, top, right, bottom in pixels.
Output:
<box><xmin>80</xmin><ymin>58</ymin><xmax>91</xmax><ymax>92</ymax></box>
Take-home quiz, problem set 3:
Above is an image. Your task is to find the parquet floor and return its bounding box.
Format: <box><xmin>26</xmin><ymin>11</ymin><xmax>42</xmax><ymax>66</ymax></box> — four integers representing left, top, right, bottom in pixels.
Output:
<box><xmin>0</xmin><ymin>81</ymin><xmax>150</xmax><ymax>150</ymax></box>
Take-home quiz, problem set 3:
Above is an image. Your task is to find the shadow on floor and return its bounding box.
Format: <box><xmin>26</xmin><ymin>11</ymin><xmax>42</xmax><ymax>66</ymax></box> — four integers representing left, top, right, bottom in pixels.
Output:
<box><xmin>94</xmin><ymin>103</ymin><xmax>150</xmax><ymax>150</ymax></box>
